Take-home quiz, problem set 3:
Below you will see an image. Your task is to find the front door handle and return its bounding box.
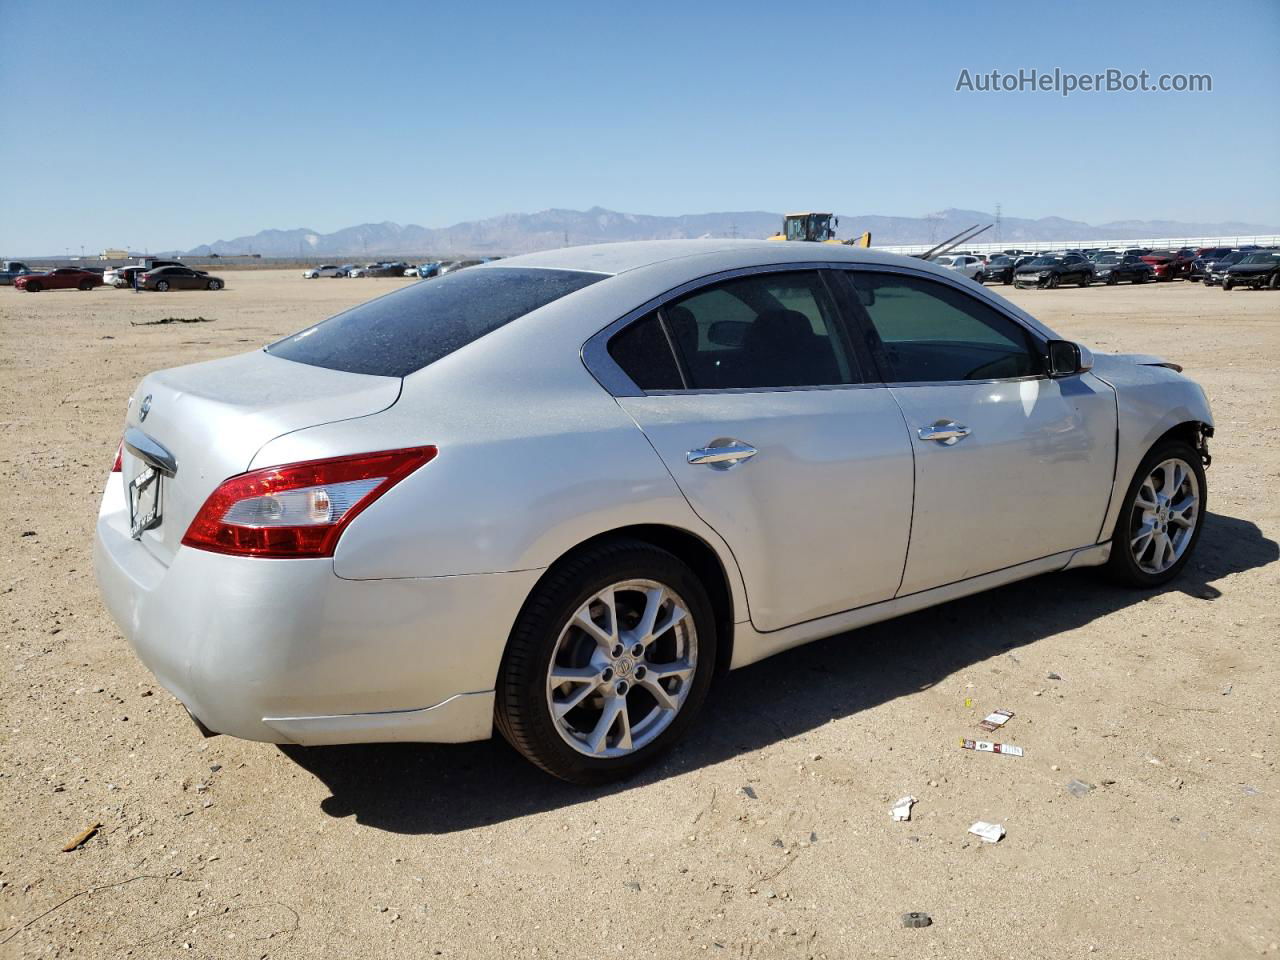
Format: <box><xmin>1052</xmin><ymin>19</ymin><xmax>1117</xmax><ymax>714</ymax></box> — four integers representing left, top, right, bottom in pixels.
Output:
<box><xmin>918</xmin><ymin>420</ymin><xmax>971</xmax><ymax>445</ymax></box>
<box><xmin>687</xmin><ymin>440</ymin><xmax>758</xmax><ymax>466</ymax></box>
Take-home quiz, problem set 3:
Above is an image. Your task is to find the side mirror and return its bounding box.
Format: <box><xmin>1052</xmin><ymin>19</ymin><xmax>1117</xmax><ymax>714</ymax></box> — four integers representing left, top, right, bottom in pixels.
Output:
<box><xmin>1046</xmin><ymin>339</ymin><xmax>1093</xmax><ymax>377</ymax></box>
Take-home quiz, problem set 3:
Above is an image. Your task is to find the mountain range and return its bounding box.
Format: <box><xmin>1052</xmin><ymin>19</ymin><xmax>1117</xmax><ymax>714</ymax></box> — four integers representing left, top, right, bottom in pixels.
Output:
<box><xmin>183</xmin><ymin>207</ymin><xmax>1280</xmax><ymax>258</ymax></box>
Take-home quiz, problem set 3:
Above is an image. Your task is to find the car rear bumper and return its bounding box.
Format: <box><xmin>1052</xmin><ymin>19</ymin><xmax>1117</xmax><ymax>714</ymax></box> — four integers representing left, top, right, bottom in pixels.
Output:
<box><xmin>93</xmin><ymin>474</ymin><xmax>542</xmax><ymax>745</ymax></box>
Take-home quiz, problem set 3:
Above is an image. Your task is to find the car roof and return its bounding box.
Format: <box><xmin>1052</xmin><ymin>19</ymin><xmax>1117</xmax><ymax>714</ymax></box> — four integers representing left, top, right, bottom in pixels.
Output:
<box><xmin>481</xmin><ymin>238</ymin><xmax>946</xmax><ymax>277</ymax></box>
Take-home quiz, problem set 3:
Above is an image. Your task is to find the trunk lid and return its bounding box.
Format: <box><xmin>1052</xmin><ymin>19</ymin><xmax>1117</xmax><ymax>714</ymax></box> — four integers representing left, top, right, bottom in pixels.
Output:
<box><xmin>120</xmin><ymin>349</ymin><xmax>401</xmax><ymax>567</ymax></box>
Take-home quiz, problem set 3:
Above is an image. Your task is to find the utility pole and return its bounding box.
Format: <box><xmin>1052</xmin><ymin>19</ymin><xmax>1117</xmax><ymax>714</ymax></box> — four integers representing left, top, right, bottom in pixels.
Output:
<box><xmin>994</xmin><ymin>202</ymin><xmax>1002</xmax><ymax>245</ymax></box>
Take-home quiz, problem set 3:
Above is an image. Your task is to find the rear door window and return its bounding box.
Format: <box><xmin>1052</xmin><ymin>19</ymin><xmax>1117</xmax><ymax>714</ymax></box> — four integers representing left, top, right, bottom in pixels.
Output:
<box><xmin>662</xmin><ymin>271</ymin><xmax>858</xmax><ymax>390</ymax></box>
<box><xmin>268</xmin><ymin>267</ymin><xmax>605</xmax><ymax>377</ymax></box>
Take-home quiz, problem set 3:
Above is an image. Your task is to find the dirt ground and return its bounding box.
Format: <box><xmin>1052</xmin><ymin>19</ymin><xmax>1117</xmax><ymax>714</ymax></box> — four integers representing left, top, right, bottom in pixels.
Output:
<box><xmin>1</xmin><ymin>270</ymin><xmax>1277</xmax><ymax>960</ymax></box>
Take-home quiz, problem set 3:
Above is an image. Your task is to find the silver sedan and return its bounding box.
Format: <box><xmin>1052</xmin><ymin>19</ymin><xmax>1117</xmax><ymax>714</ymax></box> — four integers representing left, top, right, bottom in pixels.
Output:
<box><xmin>94</xmin><ymin>241</ymin><xmax>1213</xmax><ymax>783</ymax></box>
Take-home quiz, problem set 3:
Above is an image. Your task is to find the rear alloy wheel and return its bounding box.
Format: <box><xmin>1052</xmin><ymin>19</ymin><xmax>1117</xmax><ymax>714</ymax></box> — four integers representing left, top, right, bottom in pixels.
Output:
<box><xmin>1080</xmin><ymin>274</ymin><xmax>1091</xmax><ymax>287</ymax></box>
<box><xmin>496</xmin><ymin>540</ymin><xmax>716</xmax><ymax>784</ymax></box>
<box><xmin>1107</xmin><ymin>274</ymin><xmax>1118</xmax><ymax>285</ymax></box>
<box><xmin>25</xmin><ymin>282</ymin><xmax>41</xmax><ymax>292</ymax></box>
<box><xmin>207</xmin><ymin>279</ymin><xmax>222</xmax><ymax>290</ymax></box>
<box><xmin>1107</xmin><ymin>440</ymin><xmax>1205</xmax><ymax>587</ymax></box>
<box><xmin>156</xmin><ymin>280</ymin><xmax>170</xmax><ymax>292</ymax></box>
<box><xmin>1046</xmin><ymin>274</ymin><xmax>1060</xmax><ymax>289</ymax></box>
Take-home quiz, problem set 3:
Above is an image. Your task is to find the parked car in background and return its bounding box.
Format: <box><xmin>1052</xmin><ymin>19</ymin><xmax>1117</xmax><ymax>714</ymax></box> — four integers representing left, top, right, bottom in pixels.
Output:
<box><xmin>417</xmin><ymin>261</ymin><xmax>444</xmax><ymax>279</ymax></box>
<box><xmin>1014</xmin><ymin>253</ymin><xmax>1094</xmax><ymax>288</ymax></box>
<box><xmin>403</xmin><ymin>265</ymin><xmax>420</xmax><ymax>277</ymax></box>
<box><xmin>303</xmin><ymin>265</ymin><xmax>348</xmax><ymax>279</ymax></box>
<box><xmin>1189</xmin><ymin>250</ymin><xmax>1236</xmax><ymax>283</ymax></box>
<box><xmin>1123</xmin><ymin>248</ymin><xmax>1152</xmax><ymax>257</ymax></box>
<box><xmin>105</xmin><ymin>266</ymin><xmax>147</xmax><ymax>288</ymax></box>
<box><xmin>139</xmin><ymin>266</ymin><xmax>224</xmax><ymax>291</ymax></box>
<box><xmin>1092</xmin><ymin>253</ymin><xmax>1153</xmax><ymax>285</ymax></box>
<box><xmin>14</xmin><ymin>267</ymin><xmax>105</xmax><ymax>292</ymax></box>
<box><xmin>137</xmin><ymin>258</ymin><xmax>187</xmax><ymax>272</ymax></box>
<box><xmin>936</xmin><ymin>254</ymin><xmax>983</xmax><ymax>280</ymax></box>
<box><xmin>1222</xmin><ymin>251</ymin><xmax>1280</xmax><ymax>291</ymax></box>
<box><xmin>1140</xmin><ymin>252</ymin><xmax>1180</xmax><ymax>281</ymax></box>
<box><xmin>1204</xmin><ymin>251</ymin><xmax>1248</xmax><ymax>287</ymax></box>
<box><xmin>347</xmin><ymin>265</ymin><xmax>371</xmax><ymax>277</ymax></box>
<box><xmin>978</xmin><ymin>255</ymin><xmax>1017</xmax><ymax>284</ymax></box>
<box><xmin>439</xmin><ymin>259</ymin><xmax>485</xmax><ymax>276</ymax></box>
<box><xmin>365</xmin><ymin>262</ymin><xmax>411</xmax><ymax>278</ymax></box>
<box><xmin>0</xmin><ymin>260</ymin><xmax>35</xmax><ymax>285</ymax></box>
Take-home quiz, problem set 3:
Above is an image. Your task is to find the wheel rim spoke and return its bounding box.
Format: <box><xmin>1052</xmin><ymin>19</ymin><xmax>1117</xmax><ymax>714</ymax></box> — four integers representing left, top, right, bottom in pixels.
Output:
<box><xmin>546</xmin><ymin>578</ymin><xmax>697</xmax><ymax>759</ymax></box>
<box><xmin>1130</xmin><ymin>457</ymin><xmax>1200</xmax><ymax>574</ymax></box>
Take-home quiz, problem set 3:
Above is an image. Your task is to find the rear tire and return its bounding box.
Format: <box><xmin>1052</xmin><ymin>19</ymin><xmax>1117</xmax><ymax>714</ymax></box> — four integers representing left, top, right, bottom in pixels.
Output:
<box><xmin>155</xmin><ymin>280</ymin><xmax>170</xmax><ymax>292</ymax></box>
<box><xmin>1047</xmin><ymin>274</ymin><xmax>1060</xmax><ymax>289</ymax></box>
<box><xmin>207</xmin><ymin>279</ymin><xmax>222</xmax><ymax>290</ymax></box>
<box><xmin>78</xmin><ymin>280</ymin><xmax>93</xmax><ymax>291</ymax></box>
<box><xmin>1222</xmin><ymin>279</ymin><xmax>1233</xmax><ymax>291</ymax></box>
<box><xmin>1106</xmin><ymin>439</ymin><xmax>1206</xmax><ymax>588</ymax></box>
<box><xmin>495</xmin><ymin>539</ymin><xmax>717</xmax><ymax>784</ymax></box>
<box><xmin>25</xmin><ymin>282</ymin><xmax>41</xmax><ymax>292</ymax></box>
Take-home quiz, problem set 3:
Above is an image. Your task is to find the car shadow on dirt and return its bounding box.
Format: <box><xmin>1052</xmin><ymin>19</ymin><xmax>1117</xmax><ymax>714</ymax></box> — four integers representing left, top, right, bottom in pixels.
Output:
<box><xmin>280</xmin><ymin>510</ymin><xmax>1276</xmax><ymax>834</ymax></box>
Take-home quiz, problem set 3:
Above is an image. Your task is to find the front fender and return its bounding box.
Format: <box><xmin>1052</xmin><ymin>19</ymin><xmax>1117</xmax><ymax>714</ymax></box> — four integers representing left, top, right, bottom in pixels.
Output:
<box><xmin>1089</xmin><ymin>355</ymin><xmax>1214</xmax><ymax>541</ymax></box>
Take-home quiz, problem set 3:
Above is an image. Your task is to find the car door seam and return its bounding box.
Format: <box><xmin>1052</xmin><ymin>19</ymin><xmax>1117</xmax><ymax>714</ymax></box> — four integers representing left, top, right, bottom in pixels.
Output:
<box><xmin>607</xmin><ymin>394</ymin><xmax>755</xmax><ymax>625</ymax></box>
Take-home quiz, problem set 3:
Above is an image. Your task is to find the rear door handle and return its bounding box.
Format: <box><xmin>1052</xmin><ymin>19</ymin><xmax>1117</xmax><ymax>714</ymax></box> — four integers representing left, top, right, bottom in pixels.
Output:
<box><xmin>687</xmin><ymin>440</ymin><xmax>758</xmax><ymax>466</ymax></box>
<box><xmin>918</xmin><ymin>420</ymin><xmax>971</xmax><ymax>445</ymax></box>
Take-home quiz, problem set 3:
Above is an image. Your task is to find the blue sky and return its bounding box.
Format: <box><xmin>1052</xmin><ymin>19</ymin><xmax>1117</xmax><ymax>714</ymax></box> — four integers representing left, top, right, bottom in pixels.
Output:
<box><xmin>2</xmin><ymin>0</ymin><xmax>1277</xmax><ymax>253</ymax></box>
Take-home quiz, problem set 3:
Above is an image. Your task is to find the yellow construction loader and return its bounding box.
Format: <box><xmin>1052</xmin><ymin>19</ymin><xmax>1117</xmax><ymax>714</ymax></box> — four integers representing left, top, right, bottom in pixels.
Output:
<box><xmin>768</xmin><ymin>212</ymin><xmax>871</xmax><ymax>247</ymax></box>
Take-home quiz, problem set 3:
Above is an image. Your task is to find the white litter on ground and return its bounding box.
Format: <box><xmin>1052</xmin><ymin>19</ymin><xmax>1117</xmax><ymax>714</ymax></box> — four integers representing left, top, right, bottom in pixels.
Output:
<box><xmin>891</xmin><ymin>796</ymin><xmax>916</xmax><ymax>821</ymax></box>
<box><xmin>968</xmin><ymin>821</ymin><xmax>1006</xmax><ymax>843</ymax></box>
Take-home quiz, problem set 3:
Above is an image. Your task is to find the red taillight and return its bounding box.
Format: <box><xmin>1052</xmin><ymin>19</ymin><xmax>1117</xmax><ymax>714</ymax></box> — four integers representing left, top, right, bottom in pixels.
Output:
<box><xmin>181</xmin><ymin>446</ymin><xmax>437</xmax><ymax>558</ymax></box>
<box><xmin>111</xmin><ymin>439</ymin><xmax>123</xmax><ymax>473</ymax></box>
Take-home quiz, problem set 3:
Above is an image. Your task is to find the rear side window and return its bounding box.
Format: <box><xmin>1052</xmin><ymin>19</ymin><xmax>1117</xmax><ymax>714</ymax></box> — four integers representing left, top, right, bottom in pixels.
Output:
<box><xmin>608</xmin><ymin>312</ymin><xmax>684</xmax><ymax>390</ymax></box>
<box><xmin>663</xmin><ymin>271</ymin><xmax>857</xmax><ymax>390</ymax></box>
<box><xmin>267</xmin><ymin>267</ymin><xmax>605</xmax><ymax>377</ymax></box>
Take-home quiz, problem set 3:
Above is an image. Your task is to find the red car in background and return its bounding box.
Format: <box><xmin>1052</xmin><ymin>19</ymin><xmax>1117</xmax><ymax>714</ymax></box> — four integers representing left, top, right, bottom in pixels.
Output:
<box><xmin>14</xmin><ymin>267</ymin><xmax>105</xmax><ymax>292</ymax></box>
<box><xmin>1140</xmin><ymin>250</ymin><xmax>1195</xmax><ymax>281</ymax></box>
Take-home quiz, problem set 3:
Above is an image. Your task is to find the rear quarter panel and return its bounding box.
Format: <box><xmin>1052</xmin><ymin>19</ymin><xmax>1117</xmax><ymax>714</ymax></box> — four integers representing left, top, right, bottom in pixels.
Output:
<box><xmin>251</xmin><ymin>318</ymin><xmax>751</xmax><ymax>622</ymax></box>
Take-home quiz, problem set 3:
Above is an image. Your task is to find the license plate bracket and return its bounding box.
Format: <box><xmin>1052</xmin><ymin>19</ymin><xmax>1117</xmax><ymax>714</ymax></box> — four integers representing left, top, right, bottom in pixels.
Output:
<box><xmin>129</xmin><ymin>467</ymin><xmax>162</xmax><ymax>539</ymax></box>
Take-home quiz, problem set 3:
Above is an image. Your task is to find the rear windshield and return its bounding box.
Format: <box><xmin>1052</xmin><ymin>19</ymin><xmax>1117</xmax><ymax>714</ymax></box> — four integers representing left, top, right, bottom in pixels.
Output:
<box><xmin>267</xmin><ymin>267</ymin><xmax>605</xmax><ymax>377</ymax></box>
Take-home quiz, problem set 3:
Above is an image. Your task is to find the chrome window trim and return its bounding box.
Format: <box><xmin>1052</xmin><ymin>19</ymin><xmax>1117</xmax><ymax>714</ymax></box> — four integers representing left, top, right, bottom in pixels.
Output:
<box><xmin>581</xmin><ymin>261</ymin><xmax>863</xmax><ymax>398</ymax></box>
<box><xmin>581</xmin><ymin>259</ymin><xmax>1059</xmax><ymax>398</ymax></box>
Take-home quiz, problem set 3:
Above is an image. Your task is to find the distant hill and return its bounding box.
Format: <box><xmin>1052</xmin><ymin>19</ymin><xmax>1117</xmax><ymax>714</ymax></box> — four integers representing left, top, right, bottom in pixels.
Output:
<box><xmin>183</xmin><ymin>207</ymin><xmax>1280</xmax><ymax>257</ymax></box>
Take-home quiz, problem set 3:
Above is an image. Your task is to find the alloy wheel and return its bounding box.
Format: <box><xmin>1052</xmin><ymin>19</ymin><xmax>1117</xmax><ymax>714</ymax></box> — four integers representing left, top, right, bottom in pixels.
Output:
<box><xmin>545</xmin><ymin>579</ymin><xmax>697</xmax><ymax>758</ymax></box>
<box><xmin>1129</xmin><ymin>458</ymin><xmax>1200</xmax><ymax>575</ymax></box>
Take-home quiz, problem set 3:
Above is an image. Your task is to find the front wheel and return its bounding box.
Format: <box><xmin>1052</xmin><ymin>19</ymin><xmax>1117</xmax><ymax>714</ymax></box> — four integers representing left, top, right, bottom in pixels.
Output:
<box><xmin>24</xmin><ymin>282</ymin><xmax>41</xmax><ymax>292</ymax></box>
<box><xmin>1106</xmin><ymin>440</ymin><xmax>1206</xmax><ymax>587</ymax></box>
<box><xmin>1046</xmin><ymin>274</ymin><xmax>1060</xmax><ymax>289</ymax></box>
<box><xmin>207</xmin><ymin>279</ymin><xmax>222</xmax><ymax>290</ymax></box>
<box><xmin>495</xmin><ymin>539</ymin><xmax>717</xmax><ymax>784</ymax></box>
<box><xmin>1222</xmin><ymin>280</ymin><xmax>1233</xmax><ymax>291</ymax></box>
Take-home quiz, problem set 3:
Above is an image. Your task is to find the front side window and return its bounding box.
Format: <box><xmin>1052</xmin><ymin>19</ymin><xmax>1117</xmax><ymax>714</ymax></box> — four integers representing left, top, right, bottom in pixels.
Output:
<box><xmin>661</xmin><ymin>271</ymin><xmax>857</xmax><ymax>390</ymax></box>
<box><xmin>268</xmin><ymin>267</ymin><xmax>605</xmax><ymax>377</ymax></box>
<box><xmin>845</xmin><ymin>271</ymin><xmax>1041</xmax><ymax>383</ymax></box>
